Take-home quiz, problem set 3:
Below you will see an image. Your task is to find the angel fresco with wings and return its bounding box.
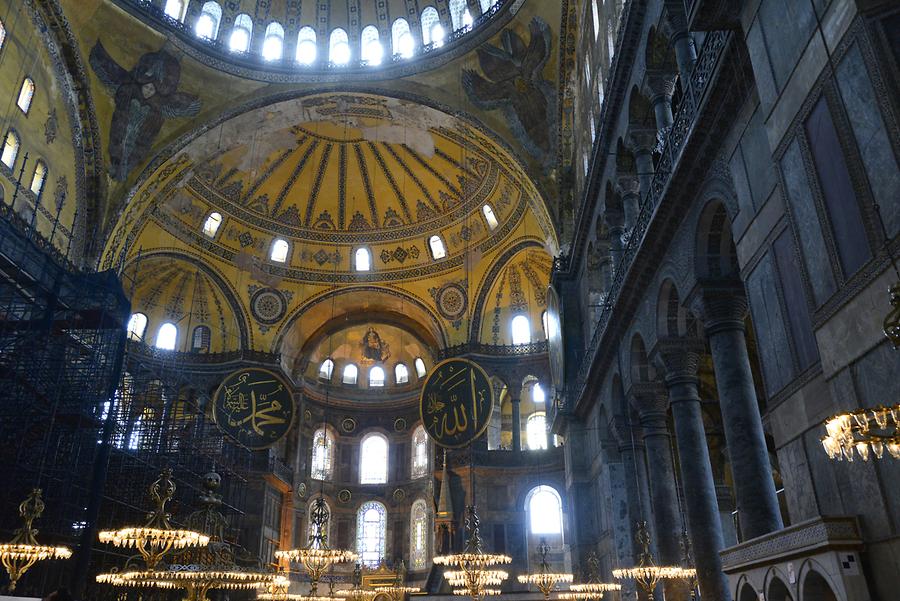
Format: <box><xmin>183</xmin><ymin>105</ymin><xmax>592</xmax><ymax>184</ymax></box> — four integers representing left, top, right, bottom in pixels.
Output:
<box><xmin>89</xmin><ymin>41</ymin><xmax>201</xmax><ymax>181</ymax></box>
<box><xmin>462</xmin><ymin>17</ymin><xmax>555</xmax><ymax>168</ymax></box>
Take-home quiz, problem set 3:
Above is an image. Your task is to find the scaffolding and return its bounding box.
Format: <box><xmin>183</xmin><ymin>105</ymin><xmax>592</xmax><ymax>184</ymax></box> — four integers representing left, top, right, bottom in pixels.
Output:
<box><xmin>0</xmin><ymin>205</ymin><xmax>280</xmax><ymax>599</ymax></box>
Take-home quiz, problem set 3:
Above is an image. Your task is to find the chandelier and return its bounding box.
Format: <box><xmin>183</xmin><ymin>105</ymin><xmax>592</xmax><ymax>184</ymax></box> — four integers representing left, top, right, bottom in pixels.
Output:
<box><xmin>561</xmin><ymin>552</ymin><xmax>620</xmax><ymax>600</ymax></box>
<box><xmin>372</xmin><ymin>561</ymin><xmax>421</xmax><ymax>601</ymax></box>
<box><xmin>435</xmin><ymin>506</ymin><xmax>511</xmax><ymax>601</ymax></box>
<box><xmin>96</xmin><ymin>470</ymin><xmax>280</xmax><ymax>601</ymax></box>
<box><xmin>612</xmin><ymin>521</ymin><xmax>695</xmax><ymax>601</ymax></box>
<box><xmin>517</xmin><ymin>538</ymin><xmax>573</xmax><ymax>599</ymax></box>
<box><xmin>0</xmin><ymin>489</ymin><xmax>71</xmax><ymax>591</ymax></box>
<box><xmin>821</xmin><ymin>403</ymin><xmax>900</xmax><ymax>461</ymax></box>
<box><xmin>276</xmin><ymin>497</ymin><xmax>357</xmax><ymax>595</ymax></box>
<box><xmin>97</xmin><ymin>469</ymin><xmax>209</xmax><ymax>569</ymax></box>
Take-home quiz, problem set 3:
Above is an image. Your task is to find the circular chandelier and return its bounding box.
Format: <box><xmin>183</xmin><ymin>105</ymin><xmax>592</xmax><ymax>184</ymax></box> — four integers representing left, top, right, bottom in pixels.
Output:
<box><xmin>558</xmin><ymin>583</ymin><xmax>622</xmax><ymax>600</ymax></box>
<box><xmin>612</xmin><ymin>522</ymin><xmax>695</xmax><ymax>601</ymax></box>
<box><xmin>0</xmin><ymin>489</ymin><xmax>71</xmax><ymax>591</ymax></box>
<box><xmin>435</xmin><ymin>506</ymin><xmax>511</xmax><ymax>601</ymax></box>
<box><xmin>517</xmin><ymin>539</ymin><xmax>573</xmax><ymax>600</ymax></box>
<box><xmin>453</xmin><ymin>589</ymin><xmax>501</xmax><ymax>596</ymax></box>
<box><xmin>97</xmin><ymin>566</ymin><xmax>282</xmax><ymax>601</ymax></box>
<box><xmin>821</xmin><ymin>403</ymin><xmax>900</xmax><ymax>461</ymax></box>
<box><xmin>276</xmin><ymin>497</ymin><xmax>357</xmax><ymax>595</ymax></box>
<box><xmin>97</xmin><ymin>469</ymin><xmax>209</xmax><ymax>569</ymax></box>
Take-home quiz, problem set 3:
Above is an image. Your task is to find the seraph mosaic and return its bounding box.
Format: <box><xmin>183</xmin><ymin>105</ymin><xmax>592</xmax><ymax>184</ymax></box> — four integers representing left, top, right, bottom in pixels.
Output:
<box><xmin>90</xmin><ymin>41</ymin><xmax>201</xmax><ymax>181</ymax></box>
<box><xmin>462</xmin><ymin>17</ymin><xmax>556</xmax><ymax>169</ymax></box>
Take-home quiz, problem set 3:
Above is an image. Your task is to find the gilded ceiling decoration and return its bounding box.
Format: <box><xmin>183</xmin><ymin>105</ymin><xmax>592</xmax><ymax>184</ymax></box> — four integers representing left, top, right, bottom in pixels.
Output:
<box><xmin>476</xmin><ymin>247</ymin><xmax>552</xmax><ymax>345</ymax></box>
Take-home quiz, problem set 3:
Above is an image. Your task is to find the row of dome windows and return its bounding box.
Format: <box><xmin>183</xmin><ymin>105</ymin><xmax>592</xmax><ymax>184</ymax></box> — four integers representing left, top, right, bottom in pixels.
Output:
<box><xmin>162</xmin><ymin>0</ymin><xmax>498</xmax><ymax>66</ymax></box>
<box><xmin>317</xmin><ymin>357</ymin><xmax>427</xmax><ymax>387</ymax></box>
<box><xmin>200</xmin><ymin>204</ymin><xmax>500</xmax><ymax>267</ymax></box>
<box><xmin>0</xmin><ymin>36</ymin><xmax>49</xmax><ymax>197</ymax></box>
<box><xmin>126</xmin><ymin>313</ymin><xmax>212</xmax><ymax>352</ymax></box>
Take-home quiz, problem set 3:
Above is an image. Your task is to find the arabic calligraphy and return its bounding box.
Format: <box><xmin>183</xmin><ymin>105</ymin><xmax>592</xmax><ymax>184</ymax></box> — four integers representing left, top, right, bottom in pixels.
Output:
<box><xmin>213</xmin><ymin>368</ymin><xmax>294</xmax><ymax>449</ymax></box>
<box><xmin>419</xmin><ymin>359</ymin><xmax>493</xmax><ymax>448</ymax></box>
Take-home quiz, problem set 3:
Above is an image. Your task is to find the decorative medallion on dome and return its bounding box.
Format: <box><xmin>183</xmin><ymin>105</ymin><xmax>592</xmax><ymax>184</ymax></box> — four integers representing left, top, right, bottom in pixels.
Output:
<box><xmin>393</xmin><ymin>418</ymin><xmax>407</xmax><ymax>432</ymax></box>
<box><xmin>249</xmin><ymin>286</ymin><xmax>289</xmax><ymax>326</ymax></box>
<box><xmin>297</xmin><ymin>483</ymin><xmax>308</xmax><ymax>499</ymax></box>
<box><xmin>392</xmin><ymin>489</ymin><xmax>406</xmax><ymax>503</ymax></box>
<box><xmin>338</xmin><ymin>490</ymin><xmax>352</xmax><ymax>504</ymax></box>
<box><xmin>341</xmin><ymin>418</ymin><xmax>358</xmax><ymax>433</ymax></box>
<box><xmin>431</xmin><ymin>282</ymin><xmax>469</xmax><ymax>323</ymax></box>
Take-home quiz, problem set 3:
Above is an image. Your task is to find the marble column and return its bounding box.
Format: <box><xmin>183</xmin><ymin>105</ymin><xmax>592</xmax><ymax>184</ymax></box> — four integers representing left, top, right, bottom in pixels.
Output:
<box><xmin>605</xmin><ymin>209</ymin><xmax>626</xmax><ymax>269</ymax></box>
<box><xmin>618</xmin><ymin>176</ymin><xmax>641</xmax><ymax>232</ymax></box>
<box><xmin>511</xmin><ymin>396</ymin><xmax>522</xmax><ymax>452</ymax></box>
<box><xmin>654</xmin><ymin>338</ymin><xmax>729</xmax><ymax>601</ymax></box>
<box><xmin>691</xmin><ymin>282</ymin><xmax>783</xmax><ymax>540</ymax></box>
<box><xmin>671</xmin><ymin>31</ymin><xmax>698</xmax><ymax>83</ymax></box>
<box><xmin>631</xmin><ymin>383</ymin><xmax>690</xmax><ymax>601</ymax></box>
<box><xmin>628</xmin><ymin>131</ymin><xmax>656</xmax><ymax>200</ymax></box>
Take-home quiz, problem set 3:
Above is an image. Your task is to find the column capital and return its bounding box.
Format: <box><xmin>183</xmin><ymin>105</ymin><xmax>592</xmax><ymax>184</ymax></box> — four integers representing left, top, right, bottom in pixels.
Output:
<box><xmin>687</xmin><ymin>279</ymin><xmax>749</xmax><ymax>336</ymax></box>
<box><xmin>611</xmin><ymin>415</ymin><xmax>645</xmax><ymax>451</ymax></box>
<box><xmin>628</xmin><ymin>382</ymin><xmax>670</xmax><ymax>428</ymax></box>
<box><xmin>627</xmin><ymin>128</ymin><xmax>658</xmax><ymax>155</ymax></box>
<box><xmin>651</xmin><ymin>336</ymin><xmax>705</xmax><ymax>386</ymax></box>
<box><xmin>616</xmin><ymin>175</ymin><xmax>641</xmax><ymax>197</ymax></box>
<box><xmin>642</xmin><ymin>71</ymin><xmax>678</xmax><ymax>103</ymax></box>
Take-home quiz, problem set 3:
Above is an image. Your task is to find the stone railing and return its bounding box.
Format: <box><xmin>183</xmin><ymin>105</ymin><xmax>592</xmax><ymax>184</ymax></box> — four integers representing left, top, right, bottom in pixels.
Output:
<box><xmin>116</xmin><ymin>0</ymin><xmax>511</xmax><ymax>74</ymax></box>
<box><xmin>437</xmin><ymin>340</ymin><xmax>549</xmax><ymax>359</ymax></box>
<box><xmin>126</xmin><ymin>340</ymin><xmax>280</xmax><ymax>366</ymax></box>
<box><xmin>719</xmin><ymin>516</ymin><xmax>863</xmax><ymax>571</ymax></box>
<box><xmin>569</xmin><ymin>29</ymin><xmax>732</xmax><ymax>411</ymax></box>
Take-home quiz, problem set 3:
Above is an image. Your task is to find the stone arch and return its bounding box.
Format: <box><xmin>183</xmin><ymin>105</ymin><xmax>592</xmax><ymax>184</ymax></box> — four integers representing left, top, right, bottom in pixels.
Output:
<box><xmin>604</xmin><ymin>180</ymin><xmax>623</xmax><ymax>216</ymax></box>
<box><xmin>694</xmin><ymin>199</ymin><xmax>739</xmax><ymax>281</ymax></box>
<box><xmin>737</xmin><ymin>577</ymin><xmax>758</xmax><ymax>601</ymax></box>
<box><xmin>615</xmin><ymin>138</ymin><xmax>636</xmax><ymax>176</ymax></box>
<box><xmin>629</xmin><ymin>334</ymin><xmax>655</xmax><ymax>384</ymax></box>
<box><xmin>765</xmin><ymin>568</ymin><xmax>795</xmax><ymax>601</ymax></box>
<box><xmin>644</xmin><ymin>26</ymin><xmax>678</xmax><ymax>73</ymax></box>
<box><xmin>611</xmin><ymin>373</ymin><xmax>628</xmax><ymax>416</ymax></box>
<box><xmin>799</xmin><ymin>560</ymin><xmax>840</xmax><ymax>601</ymax></box>
<box><xmin>627</xmin><ymin>85</ymin><xmax>655</xmax><ymax>130</ymax></box>
<box><xmin>656</xmin><ymin>278</ymin><xmax>697</xmax><ymax>338</ymax></box>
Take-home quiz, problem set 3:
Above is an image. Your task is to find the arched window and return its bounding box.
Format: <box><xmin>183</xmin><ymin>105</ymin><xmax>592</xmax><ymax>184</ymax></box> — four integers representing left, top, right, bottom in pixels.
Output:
<box><xmin>369</xmin><ymin>366</ymin><xmax>385</xmax><ymax>387</ymax></box>
<box><xmin>591</xmin><ymin>0</ymin><xmax>600</xmax><ymax>40</ymax></box>
<box><xmin>0</xmin><ymin>20</ymin><xmax>6</xmax><ymax>52</ymax></box>
<box><xmin>527</xmin><ymin>412</ymin><xmax>547</xmax><ymax>450</ymax></box>
<box><xmin>296</xmin><ymin>27</ymin><xmax>317</xmax><ymax>64</ymax></box>
<box><xmin>428</xmin><ymin>235</ymin><xmax>446</xmax><ymax>259</ymax></box>
<box><xmin>270</xmin><ymin>238</ymin><xmax>289</xmax><ymax>262</ymax></box>
<box><xmin>391</xmin><ymin>18</ymin><xmax>414</xmax><ymax>59</ymax></box>
<box><xmin>354</xmin><ymin>247</ymin><xmax>371</xmax><ymax>271</ymax></box>
<box><xmin>449</xmin><ymin>0</ymin><xmax>472</xmax><ymax>30</ymax></box>
<box><xmin>202</xmin><ymin>212</ymin><xmax>222</xmax><ymax>237</ymax></box>
<box><xmin>411</xmin><ymin>425</ymin><xmax>428</xmax><ymax>478</ymax></box>
<box><xmin>195</xmin><ymin>2</ymin><xmax>222</xmax><ymax>39</ymax></box>
<box><xmin>360</xmin><ymin>433</ymin><xmax>388</xmax><ymax>484</ymax></box>
<box><xmin>311</xmin><ymin>428</ymin><xmax>335</xmax><ymax>480</ymax></box>
<box><xmin>163</xmin><ymin>0</ymin><xmax>186</xmax><ymax>21</ymax></box>
<box><xmin>30</xmin><ymin>160</ymin><xmax>47</xmax><ymax>196</ymax></box>
<box><xmin>482</xmin><ymin>204</ymin><xmax>498</xmax><ymax>230</ymax></box>
<box><xmin>262</xmin><ymin>22</ymin><xmax>284</xmax><ymax>61</ymax></box>
<box><xmin>342</xmin><ymin>364</ymin><xmax>358</xmax><ymax>385</ymax></box>
<box><xmin>229</xmin><ymin>14</ymin><xmax>253</xmax><ymax>52</ymax></box>
<box><xmin>414</xmin><ymin>357</ymin><xmax>427</xmax><ymax>378</ymax></box>
<box><xmin>191</xmin><ymin>325</ymin><xmax>210</xmax><ymax>351</ymax></box>
<box><xmin>541</xmin><ymin>310</ymin><xmax>549</xmax><ymax>339</ymax></box>
<box><xmin>607</xmin><ymin>21</ymin><xmax>616</xmax><ymax>61</ymax></box>
<box><xmin>1</xmin><ymin>130</ymin><xmax>18</xmax><ymax>168</ymax></box>
<box><xmin>361</xmin><ymin>25</ymin><xmax>382</xmax><ymax>65</ymax></box>
<box><xmin>533</xmin><ymin>382</ymin><xmax>545</xmax><ymax>405</ymax></box>
<box><xmin>308</xmin><ymin>498</ymin><xmax>332</xmax><ymax>545</ymax></box>
<box><xmin>420</xmin><ymin>7</ymin><xmax>441</xmax><ymax>46</ymax></box>
<box><xmin>479</xmin><ymin>0</ymin><xmax>498</xmax><ymax>12</ymax></box>
<box><xmin>127</xmin><ymin>313</ymin><xmax>148</xmax><ymax>341</ymax></box>
<box><xmin>356</xmin><ymin>501</ymin><xmax>387</xmax><ymax>567</ymax></box>
<box><xmin>155</xmin><ymin>322</ymin><xmax>178</xmax><ymax>350</ymax></box>
<box><xmin>511</xmin><ymin>314</ymin><xmax>531</xmax><ymax>345</ymax></box>
<box><xmin>17</xmin><ymin>78</ymin><xmax>34</xmax><ymax>114</ymax></box>
<box><xmin>410</xmin><ymin>499</ymin><xmax>428</xmax><ymax>569</ymax></box>
<box><xmin>526</xmin><ymin>485</ymin><xmax>563</xmax><ymax>535</ymax></box>
<box><xmin>395</xmin><ymin>363</ymin><xmax>409</xmax><ymax>384</ymax></box>
<box><xmin>319</xmin><ymin>358</ymin><xmax>334</xmax><ymax>380</ymax></box>
<box><xmin>329</xmin><ymin>28</ymin><xmax>350</xmax><ymax>65</ymax></box>
<box><xmin>590</xmin><ymin>115</ymin><xmax>596</xmax><ymax>143</ymax></box>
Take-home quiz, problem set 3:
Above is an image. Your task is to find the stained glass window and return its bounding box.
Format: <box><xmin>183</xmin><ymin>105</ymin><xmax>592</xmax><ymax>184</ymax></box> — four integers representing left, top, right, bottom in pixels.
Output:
<box><xmin>411</xmin><ymin>425</ymin><xmax>428</xmax><ymax>478</ymax></box>
<box><xmin>360</xmin><ymin>433</ymin><xmax>388</xmax><ymax>484</ymax></box>
<box><xmin>311</xmin><ymin>428</ymin><xmax>334</xmax><ymax>480</ymax></box>
<box><xmin>410</xmin><ymin>499</ymin><xmax>428</xmax><ymax>569</ymax></box>
<box><xmin>356</xmin><ymin>501</ymin><xmax>386</xmax><ymax>566</ymax></box>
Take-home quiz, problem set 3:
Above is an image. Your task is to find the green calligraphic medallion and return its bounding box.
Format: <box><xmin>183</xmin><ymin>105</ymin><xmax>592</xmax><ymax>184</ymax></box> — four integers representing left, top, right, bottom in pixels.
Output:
<box><xmin>213</xmin><ymin>368</ymin><xmax>295</xmax><ymax>449</ymax></box>
<box><xmin>419</xmin><ymin>358</ymin><xmax>494</xmax><ymax>448</ymax></box>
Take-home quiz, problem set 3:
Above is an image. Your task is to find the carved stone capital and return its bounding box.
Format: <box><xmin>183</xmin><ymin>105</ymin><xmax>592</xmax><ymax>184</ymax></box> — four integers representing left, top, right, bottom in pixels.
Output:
<box><xmin>651</xmin><ymin>336</ymin><xmax>705</xmax><ymax>384</ymax></box>
<box><xmin>628</xmin><ymin>382</ymin><xmax>669</xmax><ymax>428</ymax></box>
<box><xmin>616</xmin><ymin>175</ymin><xmax>641</xmax><ymax>198</ymax></box>
<box><xmin>627</xmin><ymin>128</ymin><xmax>658</xmax><ymax>155</ymax></box>
<box><xmin>687</xmin><ymin>279</ymin><xmax>748</xmax><ymax>336</ymax></box>
<box><xmin>603</xmin><ymin>206</ymin><xmax>625</xmax><ymax>229</ymax></box>
<box><xmin>642</xmin><ymin>71</ymin><xmax>678</xmax><ymax>102</ymax></box>
<box><xmin>611</xmin><ymin>415</ymin><xmax>644</xmax><ymax>450</ymax></box>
